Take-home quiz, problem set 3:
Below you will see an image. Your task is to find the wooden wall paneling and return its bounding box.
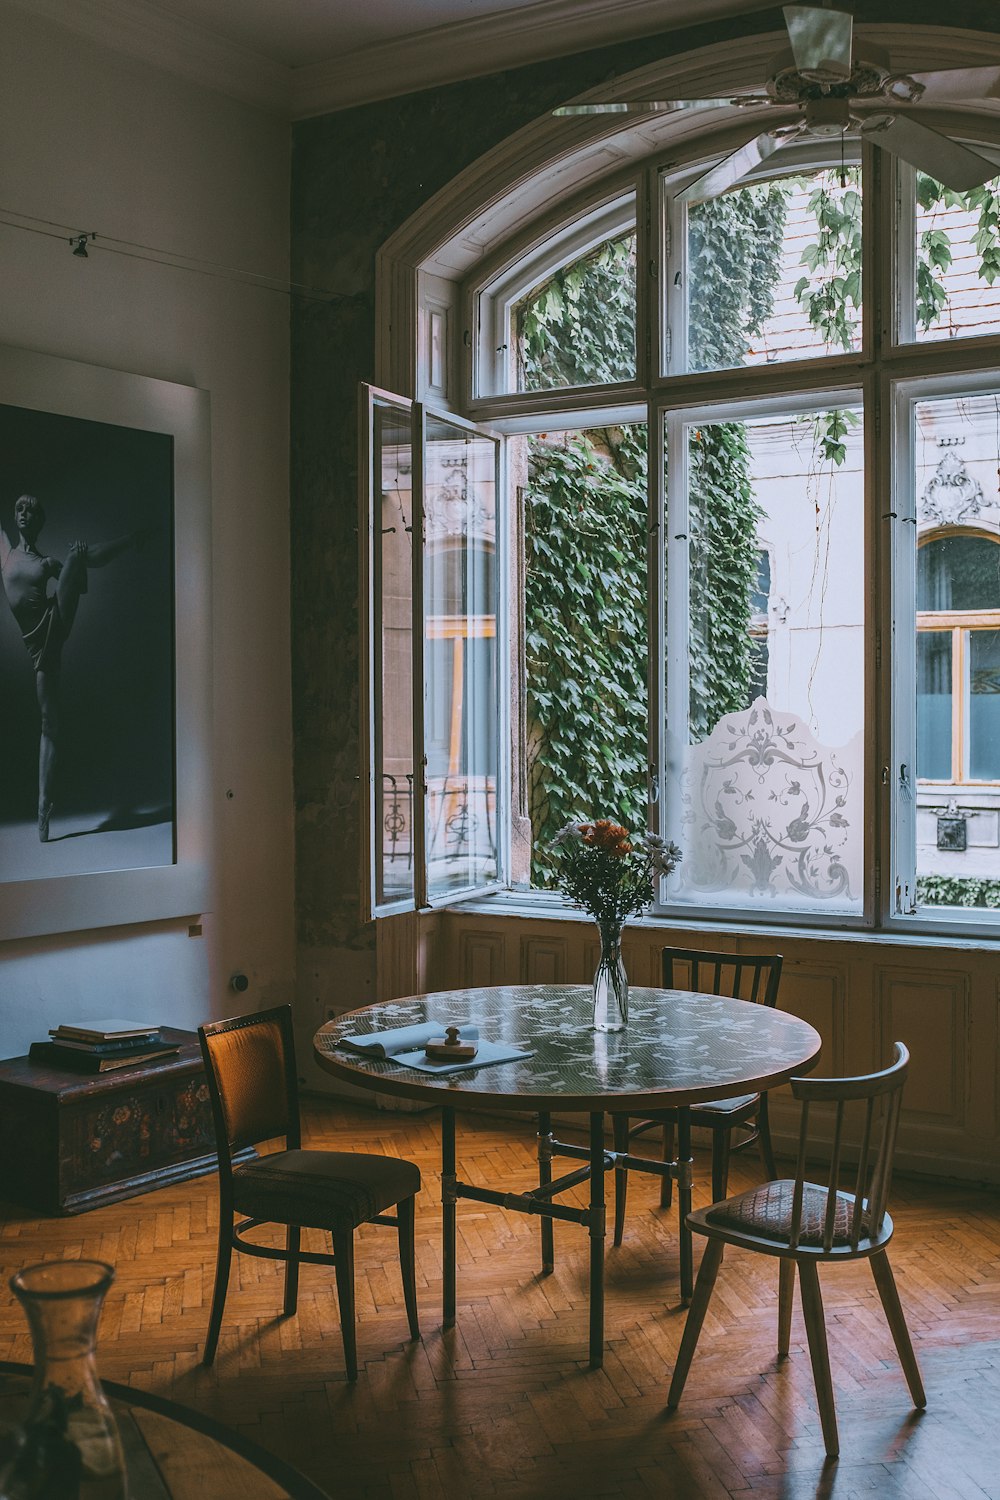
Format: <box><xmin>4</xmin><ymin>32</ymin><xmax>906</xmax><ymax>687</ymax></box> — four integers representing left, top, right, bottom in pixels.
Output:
<box><xmin>520</xmin><ymin>934</ymin><xmax>571</xmax><ymax>984</ymax></box>
<box><xmin>458</xmin><ymin>928</ymin><xmax>508</xmax><ymax>987</ymax></box>
<box><xmin>764</xmin><ymin>960</ymin><xmax>847</xmax><ymax>1145</ymax></box>
<box><xmin>877</xmin><ymin>964</ymin><xmax>969</xmax><ymax>1131</ymax></box>
<box><xmin>773</xmin><ymin>961</ymin><xmax>845</xmax><ymax>1078</ymax></box>
<box><xmin>428</xmin><ymin>910</ymin><xmax>997</xmax><ymax>1182</ymax></box>
<box><xmin>375</xmin><ymin>909</ymin><xmax>421</xmax><ymax>1002</ymax></box>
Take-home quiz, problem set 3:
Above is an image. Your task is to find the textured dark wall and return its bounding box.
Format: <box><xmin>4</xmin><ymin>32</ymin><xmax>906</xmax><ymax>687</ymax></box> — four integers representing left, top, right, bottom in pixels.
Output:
<box><xmin>290</xmin><ymin>1</ymin><xmax>1000</xmax><ymax>955</ymax></box>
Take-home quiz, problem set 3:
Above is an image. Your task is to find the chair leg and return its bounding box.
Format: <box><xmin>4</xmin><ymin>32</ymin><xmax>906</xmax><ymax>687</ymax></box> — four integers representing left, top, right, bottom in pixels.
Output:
<box><xmin>202</xmin><ymin>1219</ymin><xmax>232</xmax><ymax>1367</ymax></box>
<box><xmin>797</xmin><ymin>1259</ymin><xmax>839</xmax><ymax>1459</ymax></box>
<box><xmin>659</xmin><ymin>1121</ymin><xmax>675</xmax><ymax>1209</ymax></box>
<box><xmin>612</xmin><ymin>1114</ymin><xmax>629</xmax><ymax>1248</ymax></box>
<box><xmin>333</xmin><ymin>1231</ymin><xmax>358</xmax><ymax>1381</ymax></box>
<box><xmin>777</xmin><ymin>1258</ymin><xmax>794</xmax><ymax>1358</ymax></box>
<box><xmin>666</xmin><ymin>1238</ymin><xmax>724</xmax><ymax>1410</ymax></box>
<box><xmin>676</xmin><ymin>1109</ymin><xmax>694</xmax><ymax>1303</ymax></box>
<box><xmin>756</xmin><ymin>1093</ymin><xmax>777</xmax><ymax>1181</ymax></box>
<box><xmin>284</xmin><ymin>1226</ymin><xmax>300</xmax><ymax>1316</ymax></box>
<box><xmin>711</xmin><ymin>1128</ymin><xmax>732</xmax><ymax>1203</ymax></box>
<box><xmin>870</xmin><ymin>1249</ymin><xmax>926</xmax><ymax>1409</ymax></box>
<box><xmin>397</xmin><ymin>1196</ymin><xmax>420</xmax><ymax>1341</ymax></box>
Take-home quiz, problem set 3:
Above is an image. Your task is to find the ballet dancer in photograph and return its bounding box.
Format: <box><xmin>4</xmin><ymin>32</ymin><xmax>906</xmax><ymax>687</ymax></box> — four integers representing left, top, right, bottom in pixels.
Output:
<box><xmin>0</xmin><ymin>493</ymin><xmax>146</xmax><ymax>840</ymax></box>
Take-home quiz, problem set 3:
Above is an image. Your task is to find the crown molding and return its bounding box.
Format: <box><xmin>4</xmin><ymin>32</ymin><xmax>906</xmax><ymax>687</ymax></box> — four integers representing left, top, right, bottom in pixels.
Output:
<box><xmin>6</xmin><ymin>0</ymin><xmax>292</xmax><ymax>116</ymax></box>
<box><xmin>292</xmin><ymin>0</ymin><xmax>767</xmax><ymax>119</ymax></box>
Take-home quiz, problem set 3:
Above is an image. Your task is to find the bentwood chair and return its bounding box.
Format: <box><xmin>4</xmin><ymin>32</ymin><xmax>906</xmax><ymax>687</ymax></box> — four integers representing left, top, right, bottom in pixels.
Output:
<box><xmin>198</xmin><ymin>1006</ymin><xmax>421</xmax><ymax>1380</ymax></box>
<box><xmin>612</xmin><ymin>948</ymin><xmax>783</xmax><ymax>1247</ymax></box>
<box><xmin>667</xmin><ymin>1042</ymin><xmax>925</xmax><ymax>1459</ymax></box>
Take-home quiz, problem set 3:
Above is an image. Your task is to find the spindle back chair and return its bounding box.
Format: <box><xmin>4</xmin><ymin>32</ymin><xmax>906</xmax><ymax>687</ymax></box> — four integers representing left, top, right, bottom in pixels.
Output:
<box><xmin>666</xmin><ymin>1043</ymin><xmax>924</xmax><ymax>1458</ymax></box>
<box><xmin>612</xmin><ymin>948</ymin><xmax>783</xmax><ymax>1252</ymax></box>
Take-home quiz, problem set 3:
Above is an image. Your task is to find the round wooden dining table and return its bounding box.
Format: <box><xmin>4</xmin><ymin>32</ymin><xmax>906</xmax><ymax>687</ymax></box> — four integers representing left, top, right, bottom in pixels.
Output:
<box><xmin>314</xmin><ymin>983</ymin><xmax>822</xmax><ymax>1368</ymax></box>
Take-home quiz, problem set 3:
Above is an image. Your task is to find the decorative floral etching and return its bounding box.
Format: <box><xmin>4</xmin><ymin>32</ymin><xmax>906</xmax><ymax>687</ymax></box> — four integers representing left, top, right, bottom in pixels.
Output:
<box><xmin>674</xmin><ymin>698</ymin><xmax>862</xmax><ymax>908</ymax></box>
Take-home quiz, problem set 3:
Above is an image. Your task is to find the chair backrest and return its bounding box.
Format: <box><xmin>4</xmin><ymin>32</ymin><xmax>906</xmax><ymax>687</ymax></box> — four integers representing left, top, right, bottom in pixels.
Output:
<box><xmin>787</xmin><ymin>1042</ymin><xmax>909</xmax><ymax>1252</ymax></box>
<box><xmin>198</xmin><ymin>1005</ymin><xmax>301</xmax><ymax>1165</ymax></box>
<box><xmin>661</xmin><ymin>946</ymin><xmax>783</xmax><ymax>1008</ymax></box>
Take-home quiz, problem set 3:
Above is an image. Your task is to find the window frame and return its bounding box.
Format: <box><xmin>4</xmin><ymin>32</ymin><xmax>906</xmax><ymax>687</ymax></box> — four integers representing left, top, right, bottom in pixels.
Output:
<box><xmin>360</xmin><ymin>384</ymin><xmax>506</xmax><ymax>920</ymax></box>
<box><xmin>371</xmin><ymin>107</ymin><xmax>1000</xmax><ymax>937</ymax></box>
<box><xmin>890</xmin><ymin>367</ymin><xmax>1000</xmax><ymax>933</ymax></box>
<box><xmin>656</xmin><ymin>381</ymin><xmax>871</xmax><ymax>927</ymax></box>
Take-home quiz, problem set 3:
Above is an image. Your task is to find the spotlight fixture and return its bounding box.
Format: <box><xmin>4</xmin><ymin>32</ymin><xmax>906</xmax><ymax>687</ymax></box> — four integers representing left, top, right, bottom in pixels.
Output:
<box><xmin>70</xmin><ymin>233</ymin><xmax>92</xmax><ymax>258</ymax></box>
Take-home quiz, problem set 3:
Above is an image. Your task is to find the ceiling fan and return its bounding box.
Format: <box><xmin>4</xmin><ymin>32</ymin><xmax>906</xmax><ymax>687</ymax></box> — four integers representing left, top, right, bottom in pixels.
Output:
<box><xmin>554</xmin><ymin>3</ymin><xmax>1000</xmax><ymax>199</ymax></box>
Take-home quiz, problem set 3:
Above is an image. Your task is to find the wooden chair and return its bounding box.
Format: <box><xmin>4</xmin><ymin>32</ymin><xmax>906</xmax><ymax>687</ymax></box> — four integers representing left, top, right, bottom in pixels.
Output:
<box><xmin>198</xmin><ymin>1005</ymin><xmax>420</xmax><ymax>1380</ymax></box>
<box><xmin>612</xmin><ymin>948</ymin><xmax>783</xmax><ymax>1248</ymax></box>
<box><xmin>666</xmin><ymin>1042</ymin><xmax>925</xmax><ymax>1459</ymax></box>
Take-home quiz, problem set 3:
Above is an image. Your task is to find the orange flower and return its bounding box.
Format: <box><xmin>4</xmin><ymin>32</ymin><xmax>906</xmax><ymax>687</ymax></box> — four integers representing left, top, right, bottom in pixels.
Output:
<box><xmin>583</xmin><ymin>819</ymin><xmax>633</xmax><ymax>855</ymax></box>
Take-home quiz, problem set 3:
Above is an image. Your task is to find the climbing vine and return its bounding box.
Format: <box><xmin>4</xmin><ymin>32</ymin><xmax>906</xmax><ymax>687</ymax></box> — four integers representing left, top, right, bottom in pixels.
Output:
<box><xmin>522</xmin><ymin>187</ymin><xmax>786</xmax><ymax>883</ymax></box>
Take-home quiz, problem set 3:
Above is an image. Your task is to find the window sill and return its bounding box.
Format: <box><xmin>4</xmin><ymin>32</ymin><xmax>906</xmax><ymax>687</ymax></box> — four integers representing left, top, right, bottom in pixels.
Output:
<box><xmin>444</xmin><ymin>889</ymin><xmax>1000</xmax><ymax>951</ymax></box>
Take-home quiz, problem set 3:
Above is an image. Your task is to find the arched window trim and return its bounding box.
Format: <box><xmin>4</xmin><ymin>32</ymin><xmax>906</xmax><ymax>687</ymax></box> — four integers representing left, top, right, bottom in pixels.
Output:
<box><xmin>471</xmin><ymin>187</ymin><xmax>637</xmax><ymax>401</ymax></box>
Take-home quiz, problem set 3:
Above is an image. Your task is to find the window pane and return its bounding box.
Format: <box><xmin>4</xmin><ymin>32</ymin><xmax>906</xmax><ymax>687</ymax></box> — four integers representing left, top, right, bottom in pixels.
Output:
<box><xmin>918</xmin><ymin>535</ymin><xmax>1000</xmax><ymax>611</ymax></box>
<box><xmin>523</xmin><ymin>425</ymin><xmax>648</xmax><ymax>887</ymax></box>
<box><xmin>374</xmin><ymin>400</ymin><xmax>415</xmax><ymax>906</ymax></box>
<box><xmin>912</xmin><ymin>171</ymin><xmax>1000</xmax><ymax>343</ymax></box>
<box><xmin>514</xmin><ymin>232</ymin><xmax>636</xmax><ymax>392</ymax></box>
<box><xmin>424</xmin><ymin>417</ymin><xmax>498</xmax><ymax>898</ymax></box>
<box><xmin>665</xmin><ymin>405</ymin><xmax>864</xmax><ymax>915</ymax></box>
<box><xmin>916</xmin><ymin>631</ymin><xmax>952</xmax><ymax>780</ymax></box>
<box><xmin>969</xmin><ymin>630</ymin><xmax>1000</xmax><ymax>780</ymax></box>
<box><xmin>684</xmin><ymin>166</ymin><xmax>862</xmax><ymax>373</ymax></box>
<box><xmin>913</xmin><ymin>391</ymin><xmax>1000</xmax><ymax>911</ymax></box>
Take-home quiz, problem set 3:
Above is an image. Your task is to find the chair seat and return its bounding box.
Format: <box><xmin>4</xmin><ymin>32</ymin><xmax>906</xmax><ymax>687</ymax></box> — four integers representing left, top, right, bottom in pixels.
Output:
<box><xmin>704</xmin><ymin>1178</ymin><xmax>868</xmax><ymax>1246</ymax></box>
<box><xmin>232</xmin><ymin>1149</ymin><xmax>420</xmax><ymax>1231</ymax></box>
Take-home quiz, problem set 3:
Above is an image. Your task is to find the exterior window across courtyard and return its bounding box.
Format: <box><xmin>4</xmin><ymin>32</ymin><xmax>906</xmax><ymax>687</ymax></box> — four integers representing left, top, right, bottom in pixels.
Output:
<box><xmin>366</xmin><ymin>137</ymin><xmax>1000</xmax><ymax>933</ymax></box>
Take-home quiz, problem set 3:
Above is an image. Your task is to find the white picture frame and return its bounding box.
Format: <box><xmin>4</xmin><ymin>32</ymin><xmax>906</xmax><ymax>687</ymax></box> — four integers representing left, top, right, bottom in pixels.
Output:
<box><xmin>0</xmin><ymin>343</ymin><xmax>211</xmax><ymax>939</ymax></box>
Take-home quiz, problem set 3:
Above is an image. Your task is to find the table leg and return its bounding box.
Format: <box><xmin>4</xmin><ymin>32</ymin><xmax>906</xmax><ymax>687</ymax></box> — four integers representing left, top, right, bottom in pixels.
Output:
<box><xmin>441</xmin><ymin>1105</ymin><xmax>457</xmax><ymax>1327</ymax></box>
<box><xmin>677</xmin><ymin>1106</ymin><xmax>693</xmax><ymax>1304</ymax></box>
<box><xmin>537</xmin><ymin>1110</ymin><xmax>554</xmax><ymax>1273</ymax></box>
<box><xmin>588</xmin><ymin>1111</ymin><xmax>606</xmax><ymax>1370</ymax></box>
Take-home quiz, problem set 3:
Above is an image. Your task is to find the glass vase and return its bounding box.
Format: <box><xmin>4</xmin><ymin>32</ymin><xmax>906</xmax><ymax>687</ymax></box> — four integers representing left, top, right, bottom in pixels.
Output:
<box><xmin>592</xmin><ymin>918</ymin><xmax>628</xmax><ymax>1031</ymax></box>
<box><xmin>0</xmin><ymin>1260</ymin><xmax>127</xmax><ymax>1500</ymax></box>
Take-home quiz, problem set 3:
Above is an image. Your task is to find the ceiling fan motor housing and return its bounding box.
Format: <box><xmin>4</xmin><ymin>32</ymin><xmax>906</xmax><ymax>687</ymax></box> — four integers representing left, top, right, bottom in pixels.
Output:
<box><xmin>768</xmin><ymin>43</ymin><xmax>892</xmax><ymax>104</ymax></box>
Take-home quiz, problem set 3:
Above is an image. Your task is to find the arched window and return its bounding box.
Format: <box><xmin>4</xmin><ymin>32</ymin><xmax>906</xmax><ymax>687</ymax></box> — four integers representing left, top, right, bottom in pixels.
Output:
<box><xmin>366</xmin><ymin>35</ymin><xmax>1000</xmax><ymax>930</ymax></box>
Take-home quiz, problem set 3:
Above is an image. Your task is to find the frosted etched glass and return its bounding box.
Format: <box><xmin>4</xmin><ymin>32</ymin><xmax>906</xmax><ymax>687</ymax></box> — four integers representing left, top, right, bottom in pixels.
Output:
<box><xmin>665</xmin><ymin>406</ymin><xmax>864</xmax><ymax>915</ymax></box>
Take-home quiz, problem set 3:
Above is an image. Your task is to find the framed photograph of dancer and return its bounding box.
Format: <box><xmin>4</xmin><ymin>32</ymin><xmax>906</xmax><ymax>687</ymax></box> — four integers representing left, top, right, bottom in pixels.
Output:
<box><xmin>0</xmin><ymin>343</ymin><xmax>210</xmax><ymax>939</ymax></box>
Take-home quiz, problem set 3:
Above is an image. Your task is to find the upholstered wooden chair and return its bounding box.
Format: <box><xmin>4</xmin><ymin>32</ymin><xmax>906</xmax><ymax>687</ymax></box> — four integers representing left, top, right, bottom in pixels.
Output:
<box><xmin>667</xmin><ymin>1042</ymin><xmax>925</xmax><ymax>1459</ymax></box>
<box><xmin>612</xmin><ymin>947</ymin><xmax>783</xmax><ymax>1247</ymax></box>
<box><xmin>198</xmin><ymin>1005</ymin><xmax>420</xmax><ymax>1380</ymax></box>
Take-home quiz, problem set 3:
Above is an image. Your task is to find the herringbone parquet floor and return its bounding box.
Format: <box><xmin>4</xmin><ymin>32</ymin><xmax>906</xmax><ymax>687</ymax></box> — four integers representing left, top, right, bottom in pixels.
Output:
<box><xmin>1</xmin><ymin>1101</ymin><xmax>997</xmax><ymax>1499</ymax></box>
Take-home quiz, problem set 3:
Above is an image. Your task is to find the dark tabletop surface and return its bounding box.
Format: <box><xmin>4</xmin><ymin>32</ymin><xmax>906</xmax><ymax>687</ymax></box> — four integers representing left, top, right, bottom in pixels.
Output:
<box><xmin>313</xmin><ymin>985</ymin><xmax>822</xmax><ymax>1113</ymax></box>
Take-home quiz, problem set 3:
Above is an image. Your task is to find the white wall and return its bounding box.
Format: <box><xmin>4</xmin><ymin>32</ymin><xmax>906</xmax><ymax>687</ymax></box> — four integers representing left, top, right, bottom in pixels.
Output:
<box><xmin>0</xmin><ymin>6</ymin><xmax>294</xmax><ymax>1054</ymax></box>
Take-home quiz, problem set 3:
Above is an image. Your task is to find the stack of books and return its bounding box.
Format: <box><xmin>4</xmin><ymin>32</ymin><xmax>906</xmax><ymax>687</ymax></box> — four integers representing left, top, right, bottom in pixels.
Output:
<box><xmin>29</xmin><ymin>1019</ymin><xmax>179</xmax><ymax>1074</ymax></box>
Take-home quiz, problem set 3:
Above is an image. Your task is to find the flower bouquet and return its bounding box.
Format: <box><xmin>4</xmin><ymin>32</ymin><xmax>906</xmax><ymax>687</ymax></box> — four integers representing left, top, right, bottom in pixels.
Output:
<box><xmin>550</xmin><ymin>820</ymin><xmax>682</xmax><ymax>1030</ymax></box>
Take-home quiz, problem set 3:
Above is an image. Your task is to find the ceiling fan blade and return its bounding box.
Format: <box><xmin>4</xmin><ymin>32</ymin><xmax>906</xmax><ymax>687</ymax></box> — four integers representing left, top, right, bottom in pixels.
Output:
<box><xmin>861</xmin><ymin>113</ymin><xmax>999</xmax><ymax>191</ymax></box>
<box><xmin>553</xmin><ymin>92</ymin><xmax>769</xmax><ymax>118</ymax></box>
<box><xmin>676</xmin><ymin>132</ymin><xmax>784</xmax><ymax>204</ymax></box>
<box><xmin>782</xmin><ymin>4</ymin><xmax>853</xmax><ymax>82</ymax></box>
<box><xmin>891</xmin><ymin>65</ymin><xmax>1000</xmax><ymax>105</ymax></box>
<box><xmin>553</xmin><ymin>98</ymin><xmax>730</xmax><ymax>117</ymax></box>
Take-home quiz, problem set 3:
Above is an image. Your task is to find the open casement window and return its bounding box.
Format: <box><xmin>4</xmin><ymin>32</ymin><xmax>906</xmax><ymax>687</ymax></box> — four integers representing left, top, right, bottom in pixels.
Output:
<box><xmin>362</xmin><ymin>386</ymin><xmax>502</xmax><ymax>918</ymax></box>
